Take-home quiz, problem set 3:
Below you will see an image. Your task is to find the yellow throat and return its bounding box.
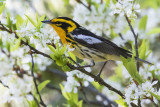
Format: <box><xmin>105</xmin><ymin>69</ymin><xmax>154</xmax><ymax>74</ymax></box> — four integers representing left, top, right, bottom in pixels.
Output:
<box><xmin>50</xmin><ymin>24</ymin><xmax>67</xmax><ymax>45</ymax></box>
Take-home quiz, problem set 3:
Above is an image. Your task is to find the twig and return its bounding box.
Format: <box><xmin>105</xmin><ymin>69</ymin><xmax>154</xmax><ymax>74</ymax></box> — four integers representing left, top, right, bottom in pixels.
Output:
<box><xmin>30</xmin><ymin>92</ymin><xmax>40</xmax><ymax>107</ymax></box>
<box><xmin>0</xmin><ymin>80</ymin><xmax>9</xmax><ymax>88</ymax></box>
<box><xmin>125</xmin><ymin>15</ymin><xmax>140</xmax><ymax>71</ymax></box>
<box><xmin>76</xmin><ymin>0</ymin><xmax>91</xmax><ymax>11</ymax></box>
<box><xmin>30</xmin><ymin>50</ymin><xmax>47</xmax><ymax>107</ymax></box>
<box><xmin>118</xmin><ymin>33</ymin><xmax>124</xmax><ymax>40</ymax></box>
<box><xmin>138</xmin><ymin>97</ymin><xmax>141</xmax><ymax>107</ymax></box>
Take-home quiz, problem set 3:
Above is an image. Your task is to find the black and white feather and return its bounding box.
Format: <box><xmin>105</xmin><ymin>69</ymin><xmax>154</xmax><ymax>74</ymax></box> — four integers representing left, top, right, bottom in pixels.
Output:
<box><xmin>70</xmin><ymin>27</ymin><xmax>132</xmax><ymax>60</ymax></box>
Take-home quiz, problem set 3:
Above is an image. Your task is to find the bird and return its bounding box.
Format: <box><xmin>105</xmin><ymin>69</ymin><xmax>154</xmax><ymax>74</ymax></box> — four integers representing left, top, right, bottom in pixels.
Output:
<box><xmin>42</xmin><ymin>17</ymin><xmax>152</xmax><ymax>77</ymax></box>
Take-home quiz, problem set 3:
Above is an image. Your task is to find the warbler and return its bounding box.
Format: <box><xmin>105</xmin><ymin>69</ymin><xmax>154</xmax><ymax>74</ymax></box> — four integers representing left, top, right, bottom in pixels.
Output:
<box><xmin>42</xmin><ymin>17</ymin><xmax>152</xmax><ymax>76</ymax></box>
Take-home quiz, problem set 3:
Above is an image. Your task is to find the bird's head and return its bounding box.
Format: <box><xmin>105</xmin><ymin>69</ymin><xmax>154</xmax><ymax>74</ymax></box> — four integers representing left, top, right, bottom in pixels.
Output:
<box><xmin>42</xmin><ymin>17</ymin><xmax>80</xmax><ymax>33</ymax></box>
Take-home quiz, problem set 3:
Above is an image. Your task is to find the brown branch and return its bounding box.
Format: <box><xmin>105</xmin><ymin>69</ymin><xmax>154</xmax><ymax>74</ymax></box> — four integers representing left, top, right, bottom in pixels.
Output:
<box><xmin>30</xmin><ymin>92</ymin><xmax>40</xmax><ymax>107</ymax></box>
<box><xmin>68</xmin><ymin>64</ymin><xmax>125</xmax><ymax>99</ymax></box>
<box><xmin>76</xmin><ymin>0</ymin><xmax>91</xmax><ymax>11</ymax></box>
<box><xmin>30</xmin><ymin>50</ymin><xmax>47</xmax><ymax>107</ymax></box>
<box><xmin>125</xmin><ymin>15</ymin><xmax>140</xmax><ymax>72</ymax></box>
<box><xmin>0</xmin><ymin>80</ymin><xmax>9</xmax><ymax>88</ymax></box>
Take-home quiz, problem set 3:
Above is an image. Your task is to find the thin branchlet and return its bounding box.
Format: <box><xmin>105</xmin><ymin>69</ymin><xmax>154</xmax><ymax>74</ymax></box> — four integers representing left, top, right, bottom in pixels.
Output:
<box><xmin>125</xmin><ymin>15</ymin><xmax>140</xmax><ymax>72</ymax></box>
<box><xmin>30</xmin><ymin>50</ymin><xmax>47</xmax><ymax>107</ymax></box>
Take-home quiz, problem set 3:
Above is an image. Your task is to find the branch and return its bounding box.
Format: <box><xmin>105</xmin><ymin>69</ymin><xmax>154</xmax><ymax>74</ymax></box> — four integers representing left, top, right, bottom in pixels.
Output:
<box><xmin>0</xmin><ymin>80</ymin><xmax>9</xmax><ymax>88</ymax></box>
<box><xmin>125</xmin><ymin>15</ymin><xmax>140</xmax><ymax>71</ymax></box>
<box><xmin>68</xmin><ymin>64</ymin><xmax>125</xmax><ymax>99</ymax></box>
<box><xmin>75</xmin><ymin>0</ymin><xmax>91</xmax><ymax>11</ymax></box>
<box><xmin>30</xmin><ymin>92</ymin><xmax>40</xmax><ymax>107</ymax></box>
<box><xmin>30</xmin><ymin>50</ymin><xmax>47</xmax><ymax>107</ymax></box>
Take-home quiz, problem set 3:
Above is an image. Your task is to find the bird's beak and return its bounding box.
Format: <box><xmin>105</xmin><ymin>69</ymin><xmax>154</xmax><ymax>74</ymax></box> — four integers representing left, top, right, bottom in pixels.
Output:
<box><xmin>41</xmin><ymin>20</ymin><xmax>52</xmax><ymax>24</ymax></box>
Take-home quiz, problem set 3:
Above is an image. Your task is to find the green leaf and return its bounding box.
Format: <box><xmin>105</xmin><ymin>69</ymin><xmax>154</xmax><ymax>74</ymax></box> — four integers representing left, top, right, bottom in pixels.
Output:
<box><xmin>26</xmin><ymin>98</ymin><xmax>38</xmax><ymax>107</ymax></box>
<box><xmin>56</xmin><ymin>40</ymin><xmax>60</xmax><ymax>51</ymax></box>
<box><xmin>59</xmin><ymin>45</ymin><xmax>66</xmax><ymax>55</ymax></box>
<box><xmin>60</xmin><ymin>84</ymin><xmax>83</xmax><ymax>106</ymax></box>
<box><xmin>131</xmin><ymin>43</ymin><xmax>136</xmax><ymax>56</ymax></box>
<box><xmin>6</xmin><ymin>41</ymin><xmax>10</xmax><ymax>52</ymax></box>
<box><xmin>25</xmin><ymin>15</ymin><xmax>36</xmax><ymax>27</ymax></box>
<box><xmin>138</xmin><ymin>40</ymin><xmax>147</xmax><ymax>59</ymax></box>
<box><xmin>38</xmin><ymin>80</ymin><xmax>50</xmax><ymax>92</ymax></box>
<box><xmin>47</xmin><ymin>45</ymin><xmax>56</xmax><ymax>53</ymax></box>
<box><xmin>16</xmin><ymin>15</ymin><xmax>24</xmax><ymax>28</ymax></box>
<box><xmin>92</xmin><ymin>81</ymin><xmax>103</xmax><ymax>91</ymax></box>
<box><xmin>37</xmin><ymin>15</ymin><xmax>45</xmax><ymax>31</ymax></box>
<box><xmin>78</xmin><ymin>100</ymin><xmax>83</xmax><ymax>107</ymax></box>
<box><xmin>0</xmin><ymin>36</ymin><xmax>2</xmax><ymax>48</ymax></box>
<box><xmin>0</xmin><ymin>3</ymin><xmax>5</xmax><ymax>14</ymax></box>
<box><xmin>112</xmin><ymin>0</ymin><xmax>117</xmax><ymax>4</ymax></box>
<box><xmin>60</xmin><ymin>84</ymin><xmax>70</xmax><ymax>100</ymax></box>
<box><xmin>50</xmin><ymin>53</ymin><xmax>56</xmax><ymax>60</ymax></box>
<box><xmin>139</xmin><ymin>15</ymin><xmax>148</xmax><ymax>31</ymax></box>
<box><xmin>68</xmin><ymin>52</ymin><xmax>76</xmax><ymax>62</ymax></box>
<box><xmin>10</xmin><ymin>38</ymin><xmax>21</xmax><ymax>51</ymax></box>
<box><xmin>105</xmin><ymin>0</ymin><xmax>110</xmax><ymax>7</ymax></box>
<box><xmin>121</xmin><ymin>56</ymin><xmax>144</xmax><ymax>84</ymax></box>
<box><xmin>115</xmin><ymin>98</ymin><xmax>128</xmax><ymax>107</ymax></box>
<box><xmin>62</xmin><ymin>65</ymin><xmax>70</xmax><ymax>71</ymax></box>
<box><xmin>7</xmin><ymin>13</ymin><xmax>12</xmax><ymax>29</ymax></box>
<box><xmin>63</xmin><ymin>0</ymin><xmax>69</xmax><ymax>6</ymax></box>
<box><xmin>147</xmin><ymin>28</ymin><xmax>160</xmax><ymax>35</ymax></box>
<box><xmin>150</xmin><ymin>92</ymin><xmax>160</xmax><ymax>100</ymax></box>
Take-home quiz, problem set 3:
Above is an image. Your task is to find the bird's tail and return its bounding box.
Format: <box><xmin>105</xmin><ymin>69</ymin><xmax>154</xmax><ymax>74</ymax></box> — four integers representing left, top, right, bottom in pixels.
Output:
<box><xmin>117</xmin><ymin>47</ymin><xmax>153</xmax><ymax>65</ymax></box>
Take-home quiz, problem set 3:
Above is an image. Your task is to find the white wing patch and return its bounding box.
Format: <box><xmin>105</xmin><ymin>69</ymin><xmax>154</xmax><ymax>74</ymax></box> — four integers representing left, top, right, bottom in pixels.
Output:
<box><xmin>74</xmin><ymin>34</ymin><xmax>102</xmax><ymax>44</ymax></box>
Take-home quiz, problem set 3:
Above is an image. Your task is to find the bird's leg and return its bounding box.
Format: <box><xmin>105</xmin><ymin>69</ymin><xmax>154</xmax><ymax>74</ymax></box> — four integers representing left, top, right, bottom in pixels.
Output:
<box><xmin>96</xmin><ymin>61</ymin><xmax>108</xmax><ymax>77</ymax></box>
<box><xmin>68</xmin><ymin>57</ymin><xmax>95</xmax><ymax>68</ymax></box>
<box><xmin>72</xmin><ymin>59</ymin><xmax>95</xmax><ymax>69</ymax></box>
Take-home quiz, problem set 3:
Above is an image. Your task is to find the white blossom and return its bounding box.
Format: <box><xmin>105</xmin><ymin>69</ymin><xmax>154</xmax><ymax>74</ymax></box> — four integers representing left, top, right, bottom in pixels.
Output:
<box><xmin>73</xmin><ymin>2</ymin><xmax>126</xmax><ymax>37</ymax></box>
<box><xmin>63</xmin><ymin>69</ymin><xmax>94</xmax><ymax>93</ymax></box>
<box><xmin>110</xmin><ymin>0</ymin><xmax>141</xmax><ymax>20</ymax></box>
<box><xmin>125</xmin><ymin>80</ymin><xmax>159</xmax><ymax>106</ymax></box>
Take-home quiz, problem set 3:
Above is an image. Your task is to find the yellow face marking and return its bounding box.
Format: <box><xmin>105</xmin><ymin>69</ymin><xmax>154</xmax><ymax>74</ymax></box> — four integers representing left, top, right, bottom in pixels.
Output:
<box><xmin>51</xmin><ymin>19</ymin><xmax>77</xmax><ymax>33</ymax></box>
<box><xmin>50</xmin><ymin>24</ymin><xmax>67</xmax><ymax>45</ymax></box>
<box><xmin>49</xmin><ymin>18</ymin><xmax>77</xmax><ymax>46</ymax></box>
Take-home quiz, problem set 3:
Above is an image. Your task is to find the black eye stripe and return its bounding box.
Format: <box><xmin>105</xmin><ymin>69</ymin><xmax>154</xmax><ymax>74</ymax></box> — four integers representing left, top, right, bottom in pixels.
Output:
<box><xmin>53</xmin><ymin>21</ymin><xmax>72</xmax><ymax>27</ymax></box>
<box><xmin>55</xmin><ymin>21</ymin><xmax>61</xmax><ymax>24</ymax></box>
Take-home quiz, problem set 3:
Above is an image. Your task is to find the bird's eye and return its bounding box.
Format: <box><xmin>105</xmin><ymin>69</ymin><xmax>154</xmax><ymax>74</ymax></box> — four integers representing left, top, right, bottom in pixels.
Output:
<box><xmin>55</xmin><ymin>22</ymin><xmax>62</xmax><ymax>26</ymax></box>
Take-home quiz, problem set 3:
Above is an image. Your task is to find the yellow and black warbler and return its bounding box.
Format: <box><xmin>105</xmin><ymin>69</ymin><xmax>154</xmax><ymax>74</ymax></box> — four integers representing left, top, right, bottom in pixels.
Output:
<box><xmin>42</xmin><ymin>17</ymin><xmax>151</xmax><ymax>75</ymax></box>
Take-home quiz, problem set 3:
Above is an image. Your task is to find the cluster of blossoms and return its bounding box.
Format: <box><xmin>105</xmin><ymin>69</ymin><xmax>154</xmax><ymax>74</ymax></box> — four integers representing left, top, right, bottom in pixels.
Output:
<box><xmin>110</xmin><ymin>0</ymin><xmax>141</xmax><ymax>20</ymax></box>
<box><xmin>0</xmin><ymin>48</ymin><xmax>34</xmax><ymax>105</ymax></box>
<box><xmin>125</xmin><ymin>80</ymin><xmax>159</xmax><ymax>106</ymax></box>
<box><xmin>0</xmin><ymin>14</ymin><xmax>55</xmax><ymax>106</ymax></box>
<box><xmin>73</xmin><ymin>2</ymin><xmax>126</xmax><ymax>37</ymax></box>
<box><xmin>63</xmin><ymin>68</ymin><xmax>94</xmax><ymax>93</ymax></box>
